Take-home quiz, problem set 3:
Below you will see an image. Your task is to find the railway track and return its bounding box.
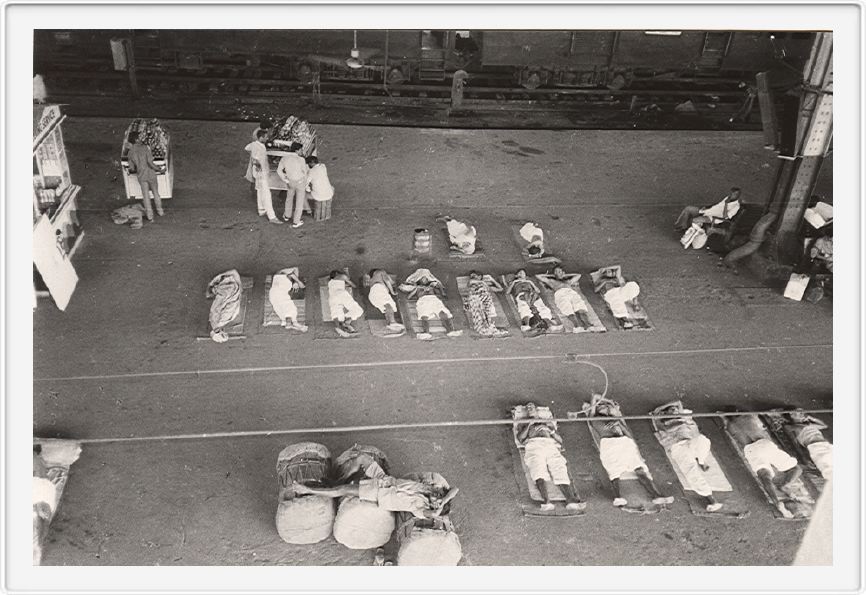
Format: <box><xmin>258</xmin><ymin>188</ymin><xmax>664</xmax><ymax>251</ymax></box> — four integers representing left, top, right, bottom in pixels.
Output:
<box><xmin>43</xmin><ymin>69</ymin><xmax>766</xmax><ymax>131</ymax></box>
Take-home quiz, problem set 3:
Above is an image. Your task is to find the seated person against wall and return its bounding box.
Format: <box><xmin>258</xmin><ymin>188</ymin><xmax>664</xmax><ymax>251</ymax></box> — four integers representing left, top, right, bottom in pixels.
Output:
<box><xmin>586</xmin><ymin>395</ymin><xmax>674</xmax><ymax>508</ymax></box>
<box><xmin>653</xmin><ymin>401</ymin><xmax>723</xmax><ymax>512</ymax></box>
<box><xmin>537</xmin><ymin>267</ymin><xmax>593</xmax><ymax>332</ymax></box>
<box><xmin>505</xmin><ymin>269</ymin><xmax>556</xmax><ymax>332</ymax></box>
<box><xmin>675</xmin><ymin>187</ymin><xmax>742</xmax><ymax>232</ymax></box>
<box><xmin>365</xmin><ymin>269</ymin><xmax>405</xmax><ymax>332</ymax></box>
<box><xmin>327</xmin><ymin>269</ymin><xmax>364</xmax><ymax>337</ymax></box>
<box><xmin>516</xmin><ymin>402</ymin><xmax>586</xmax><ymax>512</ymax></box>
<box><xmin>726</xmin><ymin>410</ymin><xmax>804</xmax><ymax>519</ymax></box>
<box><xmin>401</xmin><ymin>269</ymin><xmax>462</xmax><ymax>339</ymax></box>
<box><xmin>294</xmin><ymin>454</ymin><xmax>459</xmax><ymax>520</ymax></box>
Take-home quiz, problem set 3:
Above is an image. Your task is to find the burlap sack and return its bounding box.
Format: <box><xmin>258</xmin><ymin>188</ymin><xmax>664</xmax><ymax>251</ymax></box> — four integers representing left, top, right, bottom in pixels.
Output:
<box><xmin>397</xmin><ymin>527</ymin><xmax>462</xmax><ymax>566</ymax></box>
<box><xmin>275</xmin><ymin>496</ymin><xmax>335</xmax><ymax>544</ymax></box>
<box><xmin>332</xmin><ymin>496</ymin><xmax>395</xmax><ymax>549</ymax></box>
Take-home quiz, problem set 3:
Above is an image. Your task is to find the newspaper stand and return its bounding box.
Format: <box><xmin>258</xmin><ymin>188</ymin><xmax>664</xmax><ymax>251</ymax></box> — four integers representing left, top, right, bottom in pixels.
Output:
<box><xmin>33</xmin><ymin>105</ymin><xmax>84</xmax><ymax>309</ymax></box>
<box><xmin>120</xmin><ymin>119</ymin><xmax>175</xmax><ymax>200</ymax></box>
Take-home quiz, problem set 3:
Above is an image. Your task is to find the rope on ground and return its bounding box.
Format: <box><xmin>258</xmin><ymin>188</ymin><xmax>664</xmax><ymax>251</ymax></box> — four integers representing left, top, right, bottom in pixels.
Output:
<box><xmin>33</xmin><ymin>343</ymin><xmax>833</xmax><ymax>383</ymax></box>
<box><xmin>67</xmin><ymin>408</ymin><xmax>832</xmax><ymax>446</ymax></box>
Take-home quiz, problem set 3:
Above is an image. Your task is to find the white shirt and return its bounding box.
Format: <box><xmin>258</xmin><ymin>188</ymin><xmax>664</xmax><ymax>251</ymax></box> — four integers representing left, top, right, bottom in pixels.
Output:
<box><xmin>244</xmin><ymin>141</ymin><xmax>268</xmax><ymax>177</ymax></box>
<box><xmin>277</xmin><ymin>153</ymin><xmax>308</xmax><ymax>184</ymax></box>
<box><xmin>306</xmin><ymin>164</ymin><xmax>334</xmax><ymax>201</ymax></box>
<box><xmin>700</xmin><ymin>197</ymin><xmax>740</xmax><ymax>221</ymax></box>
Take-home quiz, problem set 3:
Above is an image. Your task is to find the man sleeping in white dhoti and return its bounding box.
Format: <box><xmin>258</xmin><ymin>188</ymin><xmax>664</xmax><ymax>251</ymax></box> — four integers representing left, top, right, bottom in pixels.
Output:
<box><xmin>653</xmin><ymin>401</ymin><xmax>723</xmax><ymax>512</ymax></box>
<box><xmin>269</xmin><ymin>267</ymin><xmax>308</xmax><ymax>332</ymax></box>
<box><xmin>365</xmin><ymin>269</ymin><xmax>405</xmax><ymax>332</ymax></box>
<box><xmin>585</xmin><ymin>395</ymin><xmax>674</xmax><ymax>508</ymax></box>
<box><xmin>328</xmin><ymin>269</ymin><xmax>364</xmax><ymax>337</ymax></box>
<box><xmin>441</xmin><ymin>216</ymin><xmax>477</xmax><ymax>255</ymax></box>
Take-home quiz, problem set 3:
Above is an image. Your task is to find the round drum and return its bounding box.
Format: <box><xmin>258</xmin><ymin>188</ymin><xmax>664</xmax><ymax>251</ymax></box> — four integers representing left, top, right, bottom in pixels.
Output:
<box><xmin>275</xmin><ymin>442</ymin><xmax>334</xmax><ymax>544</ymax></box>
<box><xmin>413</xmin><ymin>228</ymin><xmax>432</xmax><ymax>254</ymax></box>
<box><xmin>275</xmin><ymin>495</ymin><xmax>335</xmax><ymax>544</ymax></box>
<box><xmin>333</xmin><ymin>495</ymin><xmax>396</xmax><ymax>549</ymax></box>
<box><xmin>397</xmin><ymin>527</ymin><xmax>463</xmax><ymax>566</ymax></box>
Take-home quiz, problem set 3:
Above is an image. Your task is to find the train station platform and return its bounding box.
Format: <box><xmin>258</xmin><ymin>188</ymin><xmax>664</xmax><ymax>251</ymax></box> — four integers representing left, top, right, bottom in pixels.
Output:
<box><xmin>33</xmin><ymin>118</ymin><xmax>833</xmax><ymax>566</ymax></box>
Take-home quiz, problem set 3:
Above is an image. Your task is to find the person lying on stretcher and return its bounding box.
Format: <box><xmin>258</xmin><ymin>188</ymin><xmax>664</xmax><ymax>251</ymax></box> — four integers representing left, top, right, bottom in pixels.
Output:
<box><xmin>516</xmin><ymin>402</ymin><xmax>586</xmax><ymax>512</ymax></box>
<box><xmin>536</xmin><ymin>267</ymin><xmax>593</xmax><ymax>332</ymax></box>
<box><xmin>584</xmin><ymin>395</ymin><xmax>674</xmax><ymax>508</ymax></box>
<box><xmin>505</xmin><ymin>270</ymin><xmax>558</xmax><ymax>333</ymax></box>
<box><xmin>294</xmin><ymin>453</ymin><xmax>459</xmax><ymax>520</ymax></box>
<box><xmin>653</xmin><ymin>401</ymin><xmax>723</xmax><ymax>512</ymax></box>
<box><xmin>400</xmin><ymin>269</ymin><xmax>462</xmax><ymax>339</ymax></box>
<box><xmin>364</xmin><ymin>269</ymin><xmax>405</xmax><ymax>333</ymax></box>
<box><xmin>726</xmin><ymin>410</ymin><xmax>804</xmax><ymax>518</ymax></box>
<box><xmin>768</xmin><ymin>408</ymin><xmax>832</xmax><ymax>481</ymax></box>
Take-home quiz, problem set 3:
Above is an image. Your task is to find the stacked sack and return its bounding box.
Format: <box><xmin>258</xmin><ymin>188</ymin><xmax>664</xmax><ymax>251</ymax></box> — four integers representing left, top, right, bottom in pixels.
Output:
<box><xmin>332</xmin><ymin>445</ymin><xmax>396</xmax><ymax>550</ymax></box>
<box><xmin>275</xmin><ymin>442</ymin><xmax>336</xmax><ymax>544</ymax></box>
<box><xmin>394</xmin><ymin>472</ymin><xmax>463</xmax><ymax>566</ymax></box>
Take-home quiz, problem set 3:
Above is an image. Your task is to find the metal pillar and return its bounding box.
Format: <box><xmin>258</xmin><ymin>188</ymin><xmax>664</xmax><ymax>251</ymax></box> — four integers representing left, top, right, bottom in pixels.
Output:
<box><xmin>767</xmin><ymin>32</ymin><xmax>833</xmax><ymax>263</ymax></box>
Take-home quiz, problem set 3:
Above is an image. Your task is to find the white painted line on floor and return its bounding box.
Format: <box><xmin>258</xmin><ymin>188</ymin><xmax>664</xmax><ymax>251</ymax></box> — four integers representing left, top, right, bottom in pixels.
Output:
<box><xmin>33</xmin><ymin>343</ymin><xmax>832</xmax><ymax>383</ymax></box>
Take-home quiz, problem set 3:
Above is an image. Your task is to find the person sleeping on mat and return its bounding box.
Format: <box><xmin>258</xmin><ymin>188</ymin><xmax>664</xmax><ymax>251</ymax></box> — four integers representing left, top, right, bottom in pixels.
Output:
<box><xmin>518</xmin><ymin>222</ymin><xmax>550</xmax><ymax>259</ymax></box>
<box><xmin>400</xmin><ymin>270</ymin><xmax>462</xmax><ymax>339</ymax></box>
<box><xmin>654</xmin><ymin>401</ymin><xmax>723</xmax><ymax>512</ymax></box>
<box><xmin>585</xmin><ymin>395</ymin><xmax>674</xmax><ymax>508</ymax></box>
<box><xmin>466</xmin><ymin>272</ymin><xmax>508</xmax><ymax>337</ymax></box>
<box><xmin>726</xmin><ymin>410</ymin><xmax>804</xmax><ymax>518</ymax></box>
<box><xmin>269</xmin><ymin>267</ymin><xmax>308</xmax><ymax>333</ymax></box>
<box><xmin>505</xmin><ymin>269</ymin><xmax>556</xmax><ymax>333</ymax></box>
<box><xmin>536</xmin><ymin>267</ymin><xmax>593</xmax><ymax>332</ymax></box>
<box><xmin>365</xmin><ymin>269</ymin><xmax>405</xmax><ymax>332</ymax></box>
<box><xmin>593</xmin><ymin>268</ymin><xmax>641</xmax><ymax>329</ymax></box>
<box><xmin>328</xmin><ymin>269</ymin><xmax>364</xmax><ymax>337</ymax></box>
<box><xmin>769</xmin><ymin>409</ymin><xmax>832</xmax><ymax>481</ymax></box>
<box><xmin>516</xmin><ymin>402</ymin><xmax>586</xmax><ymax>512</ymax></box>
<box><xmin>293</xmin><ymin>454</ymin><xmax>459</xmax><ymax>520</ymax></box>
<box><xmin>439</xmin><ymin>215</ymin><xmax>477</xmax><ymax>255</ymax></box>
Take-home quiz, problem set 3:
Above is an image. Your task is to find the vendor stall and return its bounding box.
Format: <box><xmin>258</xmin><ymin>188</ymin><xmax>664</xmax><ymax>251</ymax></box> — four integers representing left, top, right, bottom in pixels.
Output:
<box><xmin>33</xmin><ymin>104</ymin><xmax>83</xmax><ymax>310</ymax></box>
<box><xmin>120</xmin><ymin>118</ymin><xmax>174</xmax><ymax>200</ymax></box>
<box><xmin>260</xmin><ymin>115</ymin><xmax>332</xmax><ymax>220</ymax></box>
<box><xmin>264</xmin><ymin>115</ymin><xmax>319</xmax><ymax>191</ymax></box>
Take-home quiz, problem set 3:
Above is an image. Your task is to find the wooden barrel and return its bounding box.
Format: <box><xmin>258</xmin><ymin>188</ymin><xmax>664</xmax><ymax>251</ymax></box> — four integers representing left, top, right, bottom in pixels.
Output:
<box><xmin>312</xmin><ymin>199</ymin><xmax>332</xmax><ymax>221</ymax></box>
<box><xmin>413</xmin><ymin>228</ymin><xmax>431</xmax><ymax>253</ymax></box>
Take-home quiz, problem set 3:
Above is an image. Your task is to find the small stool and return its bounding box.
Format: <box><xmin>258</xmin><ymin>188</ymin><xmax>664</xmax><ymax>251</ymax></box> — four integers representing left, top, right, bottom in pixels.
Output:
<box><xmin>312</xmin><ymin>199</ymin><xmax>332</xmax><ymax>221</ymax></box>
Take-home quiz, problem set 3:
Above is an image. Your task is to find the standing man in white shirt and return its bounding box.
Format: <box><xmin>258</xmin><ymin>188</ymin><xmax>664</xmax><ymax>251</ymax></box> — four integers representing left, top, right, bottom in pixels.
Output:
<box><xmin>277</xmin><ymin>142</ymin><xmax>309</xmax><ymax>228</ymax></box>
<box><xmin>244</xmin><ymin>130</ymin><xmax>282</xmax><ymax>224</ymax></box>
<box><xmin>675</xmin><ymin>187</ymin><xmax>742</xmax><ymax>231</ymax></box>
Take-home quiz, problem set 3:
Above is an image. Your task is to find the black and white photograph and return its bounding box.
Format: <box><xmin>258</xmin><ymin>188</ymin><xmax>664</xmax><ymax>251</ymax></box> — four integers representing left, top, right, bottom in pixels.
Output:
<box><xmin>4</xmin><ymin>2</ymin><xmax>862</xmax><ymax>593</ymax></box>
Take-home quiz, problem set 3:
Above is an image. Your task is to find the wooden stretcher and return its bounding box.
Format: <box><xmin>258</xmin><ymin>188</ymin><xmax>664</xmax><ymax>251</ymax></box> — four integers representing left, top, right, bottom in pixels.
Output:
<box><xmin>534</xmin><ymin>273</ymin><xmax>607</xmax><ymax>334</ymax></box>
<box><xmin>509</xmin><ymin>405</ymin><xmax>586</xmax><ymax>517</ymax></box>
<box><xmin>455</xmin><ymin>275</ymin><xmax>512</xmax><ymax>340</ymax></box>
<box><xmin>360</xmin><ymin>273</ymin><xmax>407</xmax><ymax>338</ymax></box>
<box><xmin>590</xmin><ymin>266</ymin><xmax>654</xmax><ymax>331</ymax></box>
<box><xmin>500</xmin><ymin>274</ymin><xmax>565</xmax><ymax>338</ymax></box>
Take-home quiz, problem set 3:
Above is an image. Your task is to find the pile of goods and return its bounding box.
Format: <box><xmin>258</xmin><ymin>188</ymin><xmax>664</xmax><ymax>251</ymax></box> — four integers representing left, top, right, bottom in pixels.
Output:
<box><xmin>125</xmin><ymin>118</ymin><xmax>169</xmax><ymax>160</ymax></box>
<box><xmin>266</xmin><ymin>115</ymin><xmax>317</xmax><ymax>157</ymax></box>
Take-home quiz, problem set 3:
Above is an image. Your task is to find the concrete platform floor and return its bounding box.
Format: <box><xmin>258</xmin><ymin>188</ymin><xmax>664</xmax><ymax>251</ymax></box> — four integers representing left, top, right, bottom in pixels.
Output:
<box><xmin>33</xmin><ymin>118</ymin><xmax>833</xmax><ymax>567</ymax></box>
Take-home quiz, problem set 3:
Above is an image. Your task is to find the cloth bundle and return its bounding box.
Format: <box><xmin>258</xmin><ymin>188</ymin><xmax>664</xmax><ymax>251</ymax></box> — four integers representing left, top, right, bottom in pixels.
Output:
<box><xmin>111</xmin><ymin>204</ymin><xmax>146</xmax><ymax>229</ymax></box>
<box><xmin>206</xmin><ymin>270</ymin><xmax>243</xmax><ymax>343</ymax></box>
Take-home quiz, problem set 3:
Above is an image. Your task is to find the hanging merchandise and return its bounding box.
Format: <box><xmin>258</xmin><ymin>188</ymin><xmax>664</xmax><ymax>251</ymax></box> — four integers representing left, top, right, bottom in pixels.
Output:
<box><xmin>120</xmin><ymin>118</ymin><xmax>174</xmax><ymax>199</ymax></box>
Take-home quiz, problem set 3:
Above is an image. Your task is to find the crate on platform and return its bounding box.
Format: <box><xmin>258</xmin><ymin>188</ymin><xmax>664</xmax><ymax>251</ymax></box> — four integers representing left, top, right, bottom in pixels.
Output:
<box><xmin>312</xmin><ymin>199</ymin><xmax>332</xmax><ymax>221</ymax></box>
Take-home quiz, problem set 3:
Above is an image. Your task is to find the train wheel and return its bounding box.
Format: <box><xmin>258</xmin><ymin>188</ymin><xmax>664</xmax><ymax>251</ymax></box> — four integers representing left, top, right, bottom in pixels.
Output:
<box><xmin>386</xmin><ymin>67</ymin><xmax>406</xmax><ymax>85</ymax></box>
